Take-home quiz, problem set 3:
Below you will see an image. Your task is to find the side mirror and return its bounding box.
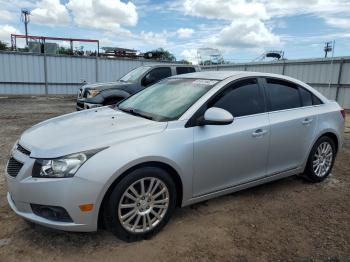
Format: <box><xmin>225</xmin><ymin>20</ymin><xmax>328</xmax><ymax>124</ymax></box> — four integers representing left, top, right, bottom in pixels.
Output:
<box><xmin>199</xmin><ymin>107</ymin><xmax>233</xmax><ymax>126</ymax></box>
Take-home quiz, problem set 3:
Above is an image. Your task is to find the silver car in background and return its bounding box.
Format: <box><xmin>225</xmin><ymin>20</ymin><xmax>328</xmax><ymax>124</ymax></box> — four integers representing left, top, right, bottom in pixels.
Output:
<box><xmin>5</xmin><ymin>71</ymin><xmax>345</xmax><ymax>242</ymax></box>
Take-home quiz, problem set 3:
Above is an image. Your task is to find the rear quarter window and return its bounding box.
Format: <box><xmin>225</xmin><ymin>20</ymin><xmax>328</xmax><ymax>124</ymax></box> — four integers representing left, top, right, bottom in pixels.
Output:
<box><xmin>312</xmin><ymin>94</ymin><xmax>323</xmax><ymax>105</ymax></box>
<box><xmin>299</xmin><ymin>87</ymin><xmax>323</xmax><ymax>106</ymax></box>
<box><xmin>299</xmin><ymin>87</ymin><xmax>313</xmax><ymax>106</ymax></box>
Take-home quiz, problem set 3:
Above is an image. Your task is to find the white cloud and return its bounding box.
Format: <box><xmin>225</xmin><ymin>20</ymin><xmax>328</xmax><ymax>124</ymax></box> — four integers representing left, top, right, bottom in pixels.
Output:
<box><xmin>184</xmin><ymin>0</ymin><xmax>269</xmax><ymax>21</ymax></box>
<box><xmin>0</xmin><ymin>25</ymin><xmax>20</xmax><ymax>43</ymax></box>
<box><xmin>177</xmin><ymin>28</ymin><xmax>194</xmax><ymax>38</ymax></box>
<box><xmin>213</xmin><ymin>19</ymin><xmax>280</xmax><ymax>48</ymax></box>
<box><xmin>263</xmin><ymin>0</ymin><xmax>350</xmax><ymax>17</ymax></box>
<box><xmin>180</xmin><ymin>49</ymin><xmax>198</xmax><ymax>64</ymax></box>
<box><xmin>0</xmin><ymin>10</ymin><xmax>13</xmax><ymax>23</ymax></box>
<box><xmin>183</xmin><ymin>0</ymin><xmax>281</xmax><ymax>49</ymax></box>
<box><xmin>180</xmin><ymin>0</ymin><xmax>350</xmax><ymax>52</ymax></box>
<box><xmin>31</xmin><ymin>0</ymin><xmax>70</xmax><ymax>26</ymax></box>
<box><xmin>324</xmin><ymin>17</ymin><xmax>350</xmax><ymax>29</ymax></box>
<box><xmin>140</xmin><ymin>31</ymin><xmax>168</xmax><ymax>46</ymax></box>
<box><xmin>67</xmin><ymin>0</ymin><xmax>138</xmax><ymax>31</ymax></box>
<box><xmin>263</xmin><ymin>0</ymin><xmax>350</xmax><ymax>31</ymax></box>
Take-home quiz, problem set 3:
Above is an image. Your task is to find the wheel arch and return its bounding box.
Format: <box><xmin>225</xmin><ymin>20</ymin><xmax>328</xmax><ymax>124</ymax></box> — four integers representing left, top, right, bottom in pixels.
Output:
<box><xmin>97</xmin><ymin>161</ymin><xmax>183</xmax><ymax>229</ymax></box>
<box><xmin>302</xmin><ymin>130</ymin><xmax>340</xmax><ymax>173</ymax></box>
<box><xmin>100</xmin><ymin>89</ymin><xmax>130</xmax><ymax>105</ymax></box>
<box><xmin>317</xmin><ymin>131</ymin><xmax>339</xmax><ymax>154</ymax></box>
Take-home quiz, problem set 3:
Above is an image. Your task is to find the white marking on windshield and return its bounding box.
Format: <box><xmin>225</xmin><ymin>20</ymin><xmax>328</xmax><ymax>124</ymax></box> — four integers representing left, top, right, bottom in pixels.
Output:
<box><xmin>192</xmin><ymin>80</ymin><xmax>219</xmax><ymax>86</ymax></box>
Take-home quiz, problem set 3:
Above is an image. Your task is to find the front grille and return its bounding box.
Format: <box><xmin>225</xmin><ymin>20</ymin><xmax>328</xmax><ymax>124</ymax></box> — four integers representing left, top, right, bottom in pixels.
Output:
<box><xmin>78</xmin><ymin>88</ymin><xmax>88</xmax><ymax>98</ymax></box>
<box><xmin>6</xmin><ymin>157</ymin><xmax>24</xmax><ymax>177</ymax></box>
<box><xmin>82</xmin><ymin>89</ymin><xmax>88</xmax><ymax>98</ymax></box>
<box><xmin>17</xmin><ymin>144</ymin><xmax>30</xmax><ymax>156</ymax></box>
<box><xmin>78</xmin><ymin>88</ymin><xmax>83</xmax><ymax>98</ymax></box>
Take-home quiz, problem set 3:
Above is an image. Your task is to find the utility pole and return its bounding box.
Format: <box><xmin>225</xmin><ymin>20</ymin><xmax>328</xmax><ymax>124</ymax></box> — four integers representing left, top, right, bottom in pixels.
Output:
<box><xmin>324</xmin><ymin>41</ymin><xmax>332</xmax><ymax>58</ymax></box>
<box><xmin>21</xmin><ymin>8</ymin><xmax>31</xmax><ymax>46</ymax></box>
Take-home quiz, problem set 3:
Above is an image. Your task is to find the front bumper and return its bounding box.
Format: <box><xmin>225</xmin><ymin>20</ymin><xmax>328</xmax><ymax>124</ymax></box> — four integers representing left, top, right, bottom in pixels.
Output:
<box><xmin>76</xmin><ymin>99</ymin><xmax>103</xmax><ymax>111</ymax></box>
<box><xmin>5</xmin><ymin>150</ymin><xmax>101</xmax><ymax>232</ymax></box>
<box><xmin>7</xmin><ymin>192</ymin><xmax>89</xmax><ymax>231</ymax></box>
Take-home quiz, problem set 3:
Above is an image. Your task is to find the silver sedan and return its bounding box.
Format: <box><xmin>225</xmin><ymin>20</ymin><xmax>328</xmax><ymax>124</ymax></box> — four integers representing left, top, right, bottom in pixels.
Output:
<box><xmin>5</xmin><ymin>71</ymin><xmax>345</xmax><ymax>241</ymax></box>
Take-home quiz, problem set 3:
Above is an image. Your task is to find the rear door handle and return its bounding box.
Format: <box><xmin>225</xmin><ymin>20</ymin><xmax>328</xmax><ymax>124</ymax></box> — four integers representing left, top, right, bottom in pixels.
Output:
<box><xmin>252</xmin><ymin>129</ymin><xmax>267</xmax><ymax>137</ymax></box>
<box><xmin>302</xmin><ymin>118</ymin><xmax>313</xmax><ymax>125</ymax></box>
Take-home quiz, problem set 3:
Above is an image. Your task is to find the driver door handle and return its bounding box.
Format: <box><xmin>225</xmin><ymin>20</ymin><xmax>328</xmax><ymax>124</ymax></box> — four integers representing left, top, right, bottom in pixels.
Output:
<box><xmin>252</xmin><ymin>129</ymin><xmax>267</xmax><ymax>137</ymax></box>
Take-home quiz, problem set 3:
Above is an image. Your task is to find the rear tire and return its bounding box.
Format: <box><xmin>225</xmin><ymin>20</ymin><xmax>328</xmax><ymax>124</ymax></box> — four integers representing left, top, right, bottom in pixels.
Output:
<box><xmin>303</xmin><ymin>136</ymin><xmax>336</xmax><ymax>182</ymax></box>
<box><xmin>103</xmin><ymin>167</ymin><xmax>177</xmax><ymax>242</ymax></box>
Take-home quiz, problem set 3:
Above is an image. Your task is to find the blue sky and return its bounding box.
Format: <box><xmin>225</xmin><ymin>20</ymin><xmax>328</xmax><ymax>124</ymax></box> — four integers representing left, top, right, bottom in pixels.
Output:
<box><xmin>0</xmin><ymin>0</ymin><xmax>349</xmax><ymax>63</ymax></box>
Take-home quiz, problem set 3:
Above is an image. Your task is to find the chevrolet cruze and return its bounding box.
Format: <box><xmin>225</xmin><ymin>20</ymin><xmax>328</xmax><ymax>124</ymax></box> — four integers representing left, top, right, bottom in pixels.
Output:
<box><xmin>5</xmin><ymin>71</ymin><xmax>345</xmax><ymax>242</ymax></box>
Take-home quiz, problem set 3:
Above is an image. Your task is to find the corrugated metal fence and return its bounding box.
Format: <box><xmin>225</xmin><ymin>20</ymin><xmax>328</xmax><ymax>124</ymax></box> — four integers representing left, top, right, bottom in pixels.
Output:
<box><xmin>202</xmin><ymin>57</ymin><xmax>350</xmax><ymax>109</ymax></box>
<box><xmin>0</xmin><ymin>51</ymin><xmax>163</xmax><ymax>95</ymax></box>
<box><xmin>0</xmin><ymin>51</ymin><xmax>349</xmax><ymax>108</ymax></box>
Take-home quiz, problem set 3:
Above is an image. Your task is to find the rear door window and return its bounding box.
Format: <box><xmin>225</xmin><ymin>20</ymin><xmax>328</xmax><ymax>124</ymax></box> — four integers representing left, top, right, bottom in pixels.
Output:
<box><xmin>176</xmin><ymin>67</ymin><xmax>196</xmax><ymax>75</ymax></box>
<box><xmin>149</xmin><ymin>67</ymin><xmax>172</xmax><ymax>81</ymax></box>
<box><xmin>265</xmin><ymin>78</ymin><xmax>301</xmax><ymax>111</ymax></box>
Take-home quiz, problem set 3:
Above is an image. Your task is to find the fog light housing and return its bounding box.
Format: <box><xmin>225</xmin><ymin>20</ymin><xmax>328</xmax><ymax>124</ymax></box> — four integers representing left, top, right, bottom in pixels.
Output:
<box><xmin>30</xmin><ymin>204</ymin><xmax>73</xmax><ymax>222</ymax></box>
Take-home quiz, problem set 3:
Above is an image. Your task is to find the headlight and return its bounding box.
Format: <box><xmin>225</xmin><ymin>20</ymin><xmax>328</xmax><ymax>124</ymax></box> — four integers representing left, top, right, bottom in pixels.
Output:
<box><xmin>86</xmin><ymin>89</ymin><xmax>100</xmax><ymax>98</ymax></box>
<box><xmin>11</xmin><ymin>139</ymin><xmax>19</xmax><ymax>154</ymax></box>
<box><xmin>32</xmin><ymin>149</ymin><xmax>105</xmax><ymax>178</ymax></box>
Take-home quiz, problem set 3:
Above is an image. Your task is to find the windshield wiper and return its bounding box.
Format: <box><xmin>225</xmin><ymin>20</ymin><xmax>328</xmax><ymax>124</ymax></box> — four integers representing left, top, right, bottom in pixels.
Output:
<box><xmin>119</xmin><ymin>107</ymin><xmax>153</xmax><ymax>120</ymax></box>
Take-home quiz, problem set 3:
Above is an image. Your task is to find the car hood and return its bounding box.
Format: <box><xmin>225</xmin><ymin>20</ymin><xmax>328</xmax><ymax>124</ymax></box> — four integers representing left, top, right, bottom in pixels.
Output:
<box><xmin>19</xmin><ymin>107</ymin><xmax>167</xmax><ymax>158</ymax></box>
<box><xmin>83</xmin><ymin>81</ymin><xmax>135</xmax><ymax>91</ymax></box>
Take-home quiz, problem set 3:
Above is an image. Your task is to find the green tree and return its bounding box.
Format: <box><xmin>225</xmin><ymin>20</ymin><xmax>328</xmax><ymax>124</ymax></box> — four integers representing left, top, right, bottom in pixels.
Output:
<box><xmin>0</xmin><ymin>41</ymin><xmax>9</xmax><ymax>51</ymax></box>
<box><xmin>178</xmin><ymin>59</ymin><xmax>191</xmax><ymax>64</ymax></box>
<box><xmin>57</xmin><ymin>46</ymin><xmax>73</xmax><ymax>55</ymax></box>
<box><xmin>147</xmin><ymin>48</ymin><xmax>176</xmax><ymax>61</ymax></box>
<box><xmin>159</xmin><ymin>48</ymin><xmax>176</xmax><ymax>61</ymax></box>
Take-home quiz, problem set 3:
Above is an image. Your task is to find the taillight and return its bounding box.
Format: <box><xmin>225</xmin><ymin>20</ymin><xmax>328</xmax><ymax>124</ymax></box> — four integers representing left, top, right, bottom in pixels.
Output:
<box><xmin>340</xmin><ymin>109</ymin><xmax>346</xmax><ymax>120</ymax></box>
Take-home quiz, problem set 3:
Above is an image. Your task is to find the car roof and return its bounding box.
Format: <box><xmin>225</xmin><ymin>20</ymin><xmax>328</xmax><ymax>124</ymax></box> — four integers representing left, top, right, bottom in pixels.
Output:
<box><xmin>171</xmin><ymin>71</ymin><xmax>245</xmax><ymax>80</ymax></box>
<box><xmin>170</xmin><ymin>70</ymin><xmax>305</xmax><ymax>82</ymax></box>
<box><xmin>145</xmin><ymin>64</ymin><xmax>198</xmax><ymax>67</ymax></box>
<box><xmin>169</xmin><ymin>70</ymin><xmax>328</xmax><ymax>101</ymax></box>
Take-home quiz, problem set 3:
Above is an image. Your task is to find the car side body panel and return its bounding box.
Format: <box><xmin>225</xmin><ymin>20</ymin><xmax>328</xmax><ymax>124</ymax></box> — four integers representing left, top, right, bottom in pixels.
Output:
<box><xmin>192</xmin><ymin>113</ymin><xmax>270</xmax><ymax>196</ymax></box>
<box><xmin>267</xmin><ymin>107</ymin><xmax>318</xmax><ymax>175</ymax></box>
<box><xmin>5</xmin><ymin>71</ymin><xmax>345</xmax><ymax>233</ymax></box>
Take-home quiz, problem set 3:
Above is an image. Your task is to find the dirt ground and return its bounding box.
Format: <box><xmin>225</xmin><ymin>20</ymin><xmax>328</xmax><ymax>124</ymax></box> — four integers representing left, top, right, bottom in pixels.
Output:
<box><xmin>0</xmin><ymin>96</ymin><xmax>349</xmax><ymax>262</ymax></box>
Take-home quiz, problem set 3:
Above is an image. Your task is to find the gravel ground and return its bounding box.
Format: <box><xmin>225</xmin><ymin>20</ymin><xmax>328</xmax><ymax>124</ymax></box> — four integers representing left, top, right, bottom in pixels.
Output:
<box><xmin>0</xmin><ymin>96</ymin><xmax>349</xmax><ymax>262</ymax></box>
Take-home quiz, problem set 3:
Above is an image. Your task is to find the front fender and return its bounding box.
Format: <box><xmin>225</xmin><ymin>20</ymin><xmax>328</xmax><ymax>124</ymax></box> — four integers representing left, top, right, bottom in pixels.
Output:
<box><xmin>74</xmin><ymin>124</ymin><xmax>194</xmax><ymax>227</ymax></box>
<box><xmin>84</xmin><ymin>89</ymin><xmax>131</xmax><ymax>104</ymax></box>
<box><xmin>100</xmin><ymin>89</ymin><xmax>131</xmax><ymax>100</ymax></box>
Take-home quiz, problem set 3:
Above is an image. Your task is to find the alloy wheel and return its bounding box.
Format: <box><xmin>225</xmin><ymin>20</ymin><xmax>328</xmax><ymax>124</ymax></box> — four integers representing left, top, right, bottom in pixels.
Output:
<box><xmin>313</xmin><ymin>141</ymin><xmax>333</xmax><ymax>177</ymax></box>
<box><xmin>118</xmin><ymin>177</ymin><xmax>170</xmax><ymax>233</ymax></box>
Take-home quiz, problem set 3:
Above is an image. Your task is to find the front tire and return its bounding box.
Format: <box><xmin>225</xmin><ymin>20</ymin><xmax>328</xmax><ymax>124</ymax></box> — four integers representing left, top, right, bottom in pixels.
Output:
<box><xmin>303</xmin><ymin>136</ymin><xmax>336</xmax><ymax>182</ymax></box>
<box><xmin>104</xmin><ymin>167</ymin><xmax>177</xmax><ymax>242</ymax></box>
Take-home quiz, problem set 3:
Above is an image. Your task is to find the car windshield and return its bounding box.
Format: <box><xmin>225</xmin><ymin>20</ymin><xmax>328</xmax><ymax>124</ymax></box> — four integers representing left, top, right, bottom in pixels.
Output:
<box><xmin>117</xmin><ymin>78</ymin><xmax>218</xmax><ymax>121</ymax></box>
<box><xmin>119</xmin><ymin>66</ymin><xmax>150</xmax><ymax>82</ymax></box>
